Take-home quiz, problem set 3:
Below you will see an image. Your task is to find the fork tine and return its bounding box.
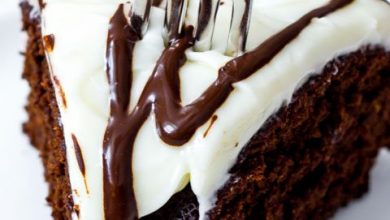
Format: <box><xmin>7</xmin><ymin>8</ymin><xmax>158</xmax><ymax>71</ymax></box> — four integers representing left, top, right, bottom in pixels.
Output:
<box><xmin>152</xmin><ymin>0</ymin><xmax>166</xmax><ymax>7</ymax></box>
<box><xmin>162</xmin><ymin>0</ymin><xmax>252</xmax><ymax>54</ymax></box>
<box><xmin>211</xmin><ymin>0</ymin><xmax>234</xmax><ymax>53</ymax></box>
<box><xmin>164</xmin><ymin>0</ymin><xmax>188</xmax><ymax>43</ymax></box>
<box><xmin>194</xmin><ymin>0</ymin><xmax>220</xmax><ymax>51</ymax></box>
<box><xmin>226</xmin><ymin>0</ymin><xmax>253</xmax><ymax>56</ymax></box>
<box><xmin>183</xmin><ymin>0</ymin><xmax>200</xmax><ymax>37</ymax></box>
<box><xmin>122</xmin><ymin>0</ymin><xmax>152</xmax><ymax>39</ymax></box>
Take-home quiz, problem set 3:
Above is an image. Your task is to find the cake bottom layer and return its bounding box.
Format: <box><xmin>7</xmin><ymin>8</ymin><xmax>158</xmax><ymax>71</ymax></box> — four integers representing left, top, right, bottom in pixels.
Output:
<box><xmin>21</xmin><ymin>3</ymin><xmax>390</xmax><ymax>220</ymax></box>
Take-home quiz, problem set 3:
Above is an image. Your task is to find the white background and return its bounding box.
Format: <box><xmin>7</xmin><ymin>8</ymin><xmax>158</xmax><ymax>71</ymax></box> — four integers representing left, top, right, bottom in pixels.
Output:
<box><xmin>0</xmin><ymin>1</ymin><xmax>389</xmax><ymax>219</ymax></box>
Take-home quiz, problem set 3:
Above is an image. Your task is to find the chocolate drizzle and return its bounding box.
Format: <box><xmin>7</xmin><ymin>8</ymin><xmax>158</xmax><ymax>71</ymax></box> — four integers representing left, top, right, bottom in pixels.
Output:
<box><xmin>72</xmin><ymin>134</ymin><xmax>85</xmax><ymax>176</ymax></box>
<box><xmin>103</xmin><ymin>5</ymin><xmax>141</xmax><ymax>220</ymax></box>
<box><xmin>203</xmin><ymin>115</ymin><xmax>218</xmax><ymax>138</ymax></box>
<box><xmin>103</xmin><ymin>0</ymin><xmax>354</xmax><ymax>219</ymax></box>
<box><xmin>72</xmin><ymin>134</ymin><xmax>89</xmax><ymax>194</ymax></box>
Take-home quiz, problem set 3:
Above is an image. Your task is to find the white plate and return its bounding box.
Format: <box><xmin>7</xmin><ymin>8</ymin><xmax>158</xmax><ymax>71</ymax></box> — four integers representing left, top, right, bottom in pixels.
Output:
<box><xmin>0</xmin><ymin>1</ymin><xmax>389</xmax><ymax>220</ymax></box>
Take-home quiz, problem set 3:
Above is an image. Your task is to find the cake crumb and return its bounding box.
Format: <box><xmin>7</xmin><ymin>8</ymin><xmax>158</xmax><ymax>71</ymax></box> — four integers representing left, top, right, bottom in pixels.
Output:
<box><xmin>43</xmin><ymin>34</ymin><xmax>55</xmax><ymax>52</ymax></box>
<box><xmin>53</xmin><ymin>76</ymin><xmax>67</xmax><ymax>108</ymax></box>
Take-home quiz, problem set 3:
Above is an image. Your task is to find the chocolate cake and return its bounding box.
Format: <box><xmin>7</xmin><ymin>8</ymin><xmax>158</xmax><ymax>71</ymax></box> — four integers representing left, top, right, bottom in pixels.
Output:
<box><xmin>21</xmin><ymin>0</ymin><xmax>390</xmax><ymax>219</ymax></box>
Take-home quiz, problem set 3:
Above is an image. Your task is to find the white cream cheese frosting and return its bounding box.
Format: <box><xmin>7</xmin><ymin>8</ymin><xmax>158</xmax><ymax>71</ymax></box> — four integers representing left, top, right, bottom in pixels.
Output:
<box><xmin>34</xmin><ymin>0</ymin><xmax>390</xmax><ymax>219</ymax></box>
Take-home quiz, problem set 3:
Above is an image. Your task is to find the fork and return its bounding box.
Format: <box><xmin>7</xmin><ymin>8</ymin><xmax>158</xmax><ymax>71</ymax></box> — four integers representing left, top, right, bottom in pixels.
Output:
<box><xmin>123</xmin><ymin>0</ymin><xmax>152</xmax><ymax>38</ymax></box>
<box><xmin>126</xmin><ymin>0</ymin><xmax>253</xmax><ymax>56</ymax></box>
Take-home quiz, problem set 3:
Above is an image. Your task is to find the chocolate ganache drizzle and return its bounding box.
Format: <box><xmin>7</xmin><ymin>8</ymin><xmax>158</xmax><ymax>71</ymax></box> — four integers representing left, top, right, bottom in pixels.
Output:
<box><xmin>103</xmin><ymin>0</ymin><xmax>354</xmax><ymax>219</ymax></box>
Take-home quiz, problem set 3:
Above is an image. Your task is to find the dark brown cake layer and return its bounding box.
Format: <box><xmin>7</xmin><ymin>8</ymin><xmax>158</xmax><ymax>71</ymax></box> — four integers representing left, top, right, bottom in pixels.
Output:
<box><xmin>209</xmin><ymin>47</ymin><xmax>390</xmax><ymax>219</ymax></box>
<box><xmin>21</xmin><ymin>2</ymin><xmax>390</xmax><ymax>220</ymax></box>
<box><xmin>21</xmin><ymin>3</ymin><xmax>74</xmax><ymax>219</ymax></box>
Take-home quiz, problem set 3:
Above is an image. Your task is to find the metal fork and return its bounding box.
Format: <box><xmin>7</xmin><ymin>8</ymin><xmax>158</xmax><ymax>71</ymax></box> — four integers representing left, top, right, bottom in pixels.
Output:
<box><xmin>126</xmin><ymin>0</ymin><xmax>253</xmax><ymax>56</ymax></box>
<box><xmin>123</xmin><ymin>0</ymin><xmax>152</xmax><ymax>39</ymax></box>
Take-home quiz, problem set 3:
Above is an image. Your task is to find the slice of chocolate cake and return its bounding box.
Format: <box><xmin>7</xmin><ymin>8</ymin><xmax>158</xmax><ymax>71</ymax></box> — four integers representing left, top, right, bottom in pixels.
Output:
<box><xmin>21</xmin><ymin>0</ymin><xmax>390</xmax><ymax>219</ymax></box>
